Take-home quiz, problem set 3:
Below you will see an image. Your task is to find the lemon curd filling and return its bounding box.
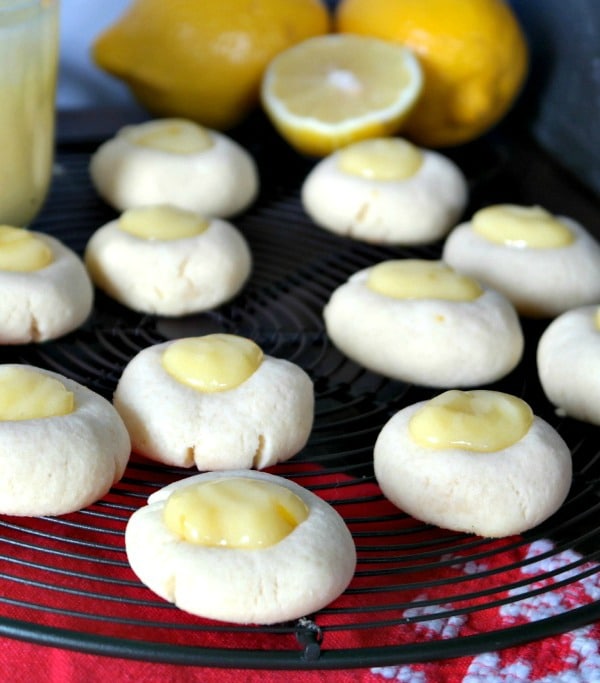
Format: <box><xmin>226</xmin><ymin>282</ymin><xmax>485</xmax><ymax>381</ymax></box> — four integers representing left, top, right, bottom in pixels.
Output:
<box><xmin>163</xmin><ymin>478</ymin><xmax>309</xmax><ymax>548</ymax></box>
<box><xmin>337</xmin><ymin>138</ymin><xmax>423</xmax><ymax>181</ymax></box>
<box><xmin>409</xmin><ymin>389</ymin><xmax>533</xmax><ymax>452</ymax></box>
<box><xmin>595</xmin><ymin>307</ymin><xmax>600</xmax><ymax>330</ymax></box>
<box><xmin>127</xmin><ymin>120</ymin><xmax>214</xmax><ymax>154</ymax></box>
<box><xmin>472</xmin><ymin>205</ymin><xmax>575</xmax><ymax>248</ymax></box>
<box><xmin>0</xmin><ymin>226</ymin><xmax>53</xmax><ymax>271</ymax></box>
<box><xmin>118</xmin><ymin>206</ymin><xmax>210</xmax><ymax>241</ymax></box>
<box><xmin>0</xmin><ymin>366</ymin><xmax>74</xmax><ymax>421</ymax></box>
<box><xmin>161</xmin><ymin>334</ymin><xmax>264</xmax><ymax>393</ymax></box>
<box><xmin>367</xmin><ymin>259</ymin><xmax>483</xmax><ymax>301</ymax></box>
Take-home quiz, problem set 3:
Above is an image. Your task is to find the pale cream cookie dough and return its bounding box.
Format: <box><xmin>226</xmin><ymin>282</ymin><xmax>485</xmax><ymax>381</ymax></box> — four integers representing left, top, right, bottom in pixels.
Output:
<box><xmin>89</xmin><ymin>118</ymin><xmax>259</xmax><ymax>218</ymax></box>
<box><xmin>84</xmin><ymin>205</ymin><xmax>252</xmax><ymax>316</ymax></box>
<box><xmin>323</xmin><ymin>259</ymin><xmax>524</xmax><ymax>388</ymax></box>
<box><xmin>301</xmin><ymin>137</ymin><xmax>468</xmax><ymax>245</ymax></box>
<box><xmin>0</xmin><ymin>365</ymin><xmax>131</xmax><ymax>516</ymax></box>
<box><xmin>0</xmin><ymin>226</ymin><xmax>93</xmax><ymax>344</ymax></box>
<box><xmin>443</xmin><ymin>204</ymin><xmax>600</xmax><ymax>317</ymax></box>
<box><xmin>113</xmin><ymin>334</ymin><xmax>314</xmax><ymax>470</ymax></box>
<box><xmin>374</xmin><ymin>390</ymin><xmax>572</xmax><ymax>537</ymax></box>
<box><xmin>538</xmin><ymin>305</ymin><xmax>600</xmax><ymax>425</ymax></box>
<box><xmin>125</xmin><ymin>470</ymin><xmax>356</xmax><ymax>624</ymax></box>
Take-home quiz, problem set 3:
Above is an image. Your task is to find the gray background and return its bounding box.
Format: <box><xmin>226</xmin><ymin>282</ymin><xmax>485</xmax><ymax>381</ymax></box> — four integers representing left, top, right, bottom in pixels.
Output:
<box><xmin>510</xmin><ymin>0</ymin><xmax>600</xmax><ymax>197</ymax></box>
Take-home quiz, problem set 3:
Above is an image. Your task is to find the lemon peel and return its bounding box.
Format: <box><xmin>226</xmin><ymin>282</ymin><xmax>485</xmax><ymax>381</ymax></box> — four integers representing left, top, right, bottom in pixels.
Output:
<box><xmin>335</xmin><ymin>0</ymin><xmax>528</xmax><ymax>147</ymax></box>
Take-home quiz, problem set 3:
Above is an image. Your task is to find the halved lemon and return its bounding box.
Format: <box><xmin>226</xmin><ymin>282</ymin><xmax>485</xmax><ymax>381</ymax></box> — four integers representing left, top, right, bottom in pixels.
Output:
<box><xmin>261</xmin><ymin>34</ymin><xmax>423</xmax><ymax>156</ymax></box>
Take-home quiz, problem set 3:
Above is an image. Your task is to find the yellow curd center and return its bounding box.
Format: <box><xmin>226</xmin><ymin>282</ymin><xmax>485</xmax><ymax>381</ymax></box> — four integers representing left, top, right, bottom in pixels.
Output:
<box><xmin>118</xmin><ymin>205</ymin><xmax>210</xmax><ymax>241</ymax></box>
<box><xmin>409</xmin><ymin>389</ymin><xmax>533</xmax><ymax>452</ymax></box>
<box><xmin>161</xmin><ymin>334</ymin><xmax>264</xmax><ymax>393</ymax></box>
<box><xmin>163</xmin><ymin>478</ymin><xmax>309</xmax><ymax>548</ymax></box>
<box><xmin>0</xmin><ymin>366</ymin><xmax>74</xmax><ymax>420</ymax></box>
<box><xmin>472</xmin><ymin>205</ymin><xmax>575</xmax><ymax>248</ymax></box>
<box><xmin>595</xmin><ymin>307</ymin><xmax>600</xmax><ymax>330</ymax></box>
<box><xmin>0</xmin><ymin>225</ymin><xmax>53</xmax><ymax>271</ymax></box>
<box><xmin>367</xmin><ymin>259</ymin><xmax>483</xmax><ymax>301</ymax></box>
<box><xmin>337</xmin><ymin>138</ymin><xmax>423</xmax><ymax>181</ymax></box>
<box><xmin>127</xmin><ymin>119</ymin><xmax>214</xmax><ymax>154</ymax></box>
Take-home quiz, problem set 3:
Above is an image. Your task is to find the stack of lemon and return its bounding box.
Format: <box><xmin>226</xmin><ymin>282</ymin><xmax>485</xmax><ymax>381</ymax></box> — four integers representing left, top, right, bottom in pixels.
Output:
<box><xmin>93</xmin><ymin>0</ymin><xmax>528</xmax><ymax>152</ymax></box>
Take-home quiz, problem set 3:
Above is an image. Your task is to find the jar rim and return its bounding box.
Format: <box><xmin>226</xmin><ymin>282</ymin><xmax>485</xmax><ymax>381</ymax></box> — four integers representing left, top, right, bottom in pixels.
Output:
<box><xmin>0</xmin><ymin>0</ymin><xmax>56</xmax><ymax>11</ymax></box>
<box><xmin>0</xmin><ymin>0</ymin><xmax>57</xmax><ymax>22</ymax></box>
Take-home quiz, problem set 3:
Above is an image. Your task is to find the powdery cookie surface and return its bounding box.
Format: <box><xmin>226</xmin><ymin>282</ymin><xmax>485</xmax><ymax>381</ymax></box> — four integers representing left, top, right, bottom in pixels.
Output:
<box><xmin>0</xmin><ymin>365</ymin><xmax>130</xmax><ymax>516</ymax></box>
<box><xmin>301</xmin><ymin>142</ymin><xmax>467</xmax><ymax>245</ymax></box>
<box><xmin>125</xmin><ymin>470</ymin><xmax>357</xmax><ymax>624</ymax></box>
<box><xmin>84</xmin><ymin>213</ymin><xmax>251</xmax><ymax>316</ymax></box>
<box><xmin>443</xmin><ymin>214</ymin><xmax>600</xmax><ymax>317</ymax></box>
<box><xmin>374</xmin><ymin>400</ymin><xmax>572</xmax><ymax>537</ymax></box>
<box><xmin>0</xmin><ymin>233</ymin><xmax>93</xmax><ymax>344</ymax></box>
<box><xmin>537</xmin><ymin>305</ymin><xmax>600</xmax><ymax>425</ymax></box>
<box><xmin>89</xmin><ymin>119</ymin><xmax>259</xmax><ymax>217</ymax></box>
<box><xmin>113</xmin><ymin>340</ymin><xmax>314</xmax><ymax>470</ymax></box>
<box><xmin>323</xmin><ymin>264</ymin><xmax>523</xmax><ymax>388</ymax></box>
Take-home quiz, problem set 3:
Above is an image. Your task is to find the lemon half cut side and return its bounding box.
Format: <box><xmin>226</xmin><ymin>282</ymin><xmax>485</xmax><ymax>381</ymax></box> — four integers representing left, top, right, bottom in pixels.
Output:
<box><xmin>261</xmin><ymin>34</ymin><xmax>423</xmax><ymax>156</ymax></box>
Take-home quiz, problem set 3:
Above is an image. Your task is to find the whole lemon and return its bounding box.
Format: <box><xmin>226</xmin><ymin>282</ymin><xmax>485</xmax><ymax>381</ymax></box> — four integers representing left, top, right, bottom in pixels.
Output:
<box><xmin>335</xmin><ymin>0</ymin><xmax>528</xmax><ymax>147</ymax></box>
<box><xmin>93</xmin><ymin>0</ymin><xmax>331</xmax><ymax>130</ymax></box>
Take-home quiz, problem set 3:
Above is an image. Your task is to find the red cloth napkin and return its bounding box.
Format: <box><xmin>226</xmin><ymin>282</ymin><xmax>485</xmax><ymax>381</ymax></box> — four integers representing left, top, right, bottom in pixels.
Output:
<box><xmin>0</xmin><ymin>463</ymin><xmax>598</xmax><ymax>682</ymax></box>
<box><xmin>2</xmin><ymin>617</ymin><xmax>600</xmax><ymax>683</ymax></box>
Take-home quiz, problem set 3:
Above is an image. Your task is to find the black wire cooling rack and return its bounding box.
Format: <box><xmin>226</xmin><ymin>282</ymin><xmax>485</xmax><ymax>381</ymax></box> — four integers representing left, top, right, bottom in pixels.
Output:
<box><xmin>1</xmin><ymin>113</ymin><xmax>600</xmax><ymax>670</ymax></box>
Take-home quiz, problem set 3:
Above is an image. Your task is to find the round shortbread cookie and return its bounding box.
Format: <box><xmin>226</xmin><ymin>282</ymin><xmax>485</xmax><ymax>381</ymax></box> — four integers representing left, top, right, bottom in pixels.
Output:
<box><xmin>0</xmin><ymin>365</ymin><xmax>131</xmax><ymax>516</ymax></box>
<box><xmin>0</xmin><ymin>232</ymin><xmax>93</xmax><ymax>344</ymax></box>
<box><xmin>113</xmin><ymin>338</ymin><xmax>314</xmax><ymax>470</ymax></box>
<box><xmin>125</xmin><ymin>470</ymin><xmax>357</xmax><ymax>624</ymax></box>
<box><xmin>323</xmin><ymin>263</ymin><xmax>524</xmax><ymax>388</ymax></box>
<box><xmin>84</xmin><ymin>210</ymin><xmax>252</xmax><ymax>316</ymax></box>
<box><xmin>443</xmin><ymin>210</ymin><xmax>600</xmax><ymax>317</ymax></box>
<box><xmin>89</xmin><ymin>119</ymin><xmax>259</xmax><ymax>217</ymax></box>
<box><xmin>374</xmin><ymin>397</ymin><xmax>572</xmax><ymax>537</ymax></box>
<box><xmin>301</xmin><ymin>139</ymin><xmax>467</xmax><ymax>245</ymax></box>
<box><xmin>538</xmin><ymin>305</ymin><xmax>600</xmax><ymax>425</ymax></box>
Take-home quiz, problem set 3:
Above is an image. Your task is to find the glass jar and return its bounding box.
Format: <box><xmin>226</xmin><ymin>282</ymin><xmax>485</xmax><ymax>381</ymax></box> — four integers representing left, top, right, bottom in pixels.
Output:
<box><xmin>0</xmin><ymin>0</ymin><xmax>59</xmax><ymax>226</ymax></box>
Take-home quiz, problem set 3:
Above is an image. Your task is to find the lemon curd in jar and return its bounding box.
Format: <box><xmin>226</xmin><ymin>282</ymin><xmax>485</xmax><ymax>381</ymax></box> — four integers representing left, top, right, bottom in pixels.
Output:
<box><xmin>0</xmin><ymin>0</ymin><xmax>59</xmax><ymax>226</ymax></box>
